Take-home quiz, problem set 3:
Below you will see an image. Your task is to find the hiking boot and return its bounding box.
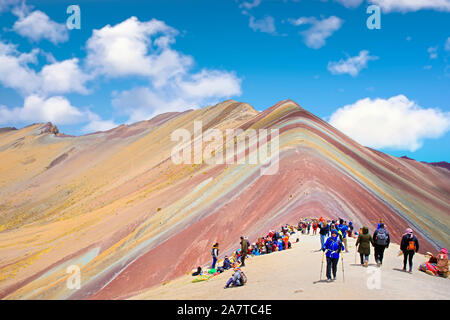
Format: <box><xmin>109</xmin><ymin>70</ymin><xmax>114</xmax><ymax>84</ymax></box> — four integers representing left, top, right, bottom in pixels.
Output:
<box><xmin>327</xmin><ymin>278</ymin><xmax>332</xmax><ymax>282</ymax></box>
<box><xmin>402</xmin><ymin>267</ymin><xmax>406</xmax><ymax>272</ymax></box>
<box><xmin>376</xmin><ymin>260</ymin><xmax>381</xmax><ymax>267</ymax></box>
<box><xmin>364</xmin><ymin>261</ymin><xmax>368</xmax><ymax>267</ymax></box>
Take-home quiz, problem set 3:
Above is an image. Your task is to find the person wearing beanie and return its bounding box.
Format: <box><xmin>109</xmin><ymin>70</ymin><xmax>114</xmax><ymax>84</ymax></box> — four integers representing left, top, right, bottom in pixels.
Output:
<box><xmin>400</xmin><ymin>228</ymin><xmax>419</xmax><ymax>273</ymax></box>
<box><xmin>322</xmin><ymin>229</ymin><xmax>345</xmax><ymax>281</ymax></box>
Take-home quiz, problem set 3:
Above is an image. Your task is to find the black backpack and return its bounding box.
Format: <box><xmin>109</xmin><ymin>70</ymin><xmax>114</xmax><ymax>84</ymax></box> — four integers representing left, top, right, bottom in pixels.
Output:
<box><xmin>375</xmin><ymin>229</ymin><xmax>388</xmax><ymax>246</ymax></box>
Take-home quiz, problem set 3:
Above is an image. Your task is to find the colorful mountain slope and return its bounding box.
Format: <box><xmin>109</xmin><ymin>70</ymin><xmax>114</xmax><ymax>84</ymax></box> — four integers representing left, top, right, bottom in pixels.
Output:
<box><xmin>0</xmin><ymin>99</ymin><xmax>448</xmax><ymax>300</ymax></box>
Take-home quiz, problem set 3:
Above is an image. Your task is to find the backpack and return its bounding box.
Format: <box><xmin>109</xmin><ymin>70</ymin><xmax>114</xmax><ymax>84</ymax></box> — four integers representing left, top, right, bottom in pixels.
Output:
<box><xmin>239</xmin><ymin>270</ymin><xmax>247</xmax><ymax>284</ymax></box>
<box><xmin>375</xmin><ymin>229</ymin><xmax>388</xmax><ymax>246</ymax></box>
<box><xmin>406</xmin><ymin>240</ymin><xmax>416</xmax><ymax>251</ymax></box>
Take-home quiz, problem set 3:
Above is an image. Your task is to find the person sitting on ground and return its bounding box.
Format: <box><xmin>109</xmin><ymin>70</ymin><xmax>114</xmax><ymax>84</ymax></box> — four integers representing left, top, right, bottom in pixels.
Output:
<box><xmin>224</xmin><ymin>267</ymin><xmax>246</xmax><ymax>288</ymax></box>
<box><xmin>222</xmin><ymin>256</ymin><xmax>231</xmax><ymax>270</ymax></box>
<box><xmin>251</xmin><ymin>243</ymin><xmax>260</xmax><ymax>256</ymax></box>
<box><xmin>277</xmin><ymin>238</ymin><xmax>283</xmax><ymax>251</ymax></box>
<box><xmin>419</xmin><ymin>248</ymin><xmax>448</xmax><ymax>278</ymax></box>
<box><xmin>356</xmin><ymin>226</ymin><xmax>373</xmax><ymax>267</ymax></box>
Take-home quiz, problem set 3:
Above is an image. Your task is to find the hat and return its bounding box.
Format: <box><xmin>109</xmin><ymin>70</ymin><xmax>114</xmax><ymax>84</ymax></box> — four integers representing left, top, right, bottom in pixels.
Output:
<box><xmin>331</xmin><ymin>229</ymin><xmax>338</xmax><ymax>235</ymax></box>
<box><xmin>440</xmin><ymin>248</ymin><xmax>448</xmax><ymax>255</ymax></box>
<box><xmin>405</xmin><ymin>228</ymin><xmax>413</xmax><ymax>234</ymax></box>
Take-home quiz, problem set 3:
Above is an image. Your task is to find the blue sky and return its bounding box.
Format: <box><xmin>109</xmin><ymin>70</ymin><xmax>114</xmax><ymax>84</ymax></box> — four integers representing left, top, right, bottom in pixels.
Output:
<box><xmin>0</xmin><ymin>0</ymin><xmax>449</xmax><ymax>162</ymax></box>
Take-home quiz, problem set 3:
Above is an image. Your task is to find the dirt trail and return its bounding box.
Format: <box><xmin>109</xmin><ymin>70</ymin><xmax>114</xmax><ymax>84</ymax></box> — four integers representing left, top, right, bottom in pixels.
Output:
<box><xmin>131</xmin><ymin>233</ymin><xmax>450</xmax><ymax>300</ymax></box>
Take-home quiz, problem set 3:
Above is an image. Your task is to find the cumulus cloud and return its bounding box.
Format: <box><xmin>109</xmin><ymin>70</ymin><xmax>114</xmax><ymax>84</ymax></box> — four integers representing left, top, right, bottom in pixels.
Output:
<box><xmin>369</xmin><ymin>0</ymin><xmax>450</xmax><ymax>12</ymax></box>
<box><xmin>0</xmin><ymin>95</ymin><xmax>84</xmax><ymax>125</ymax></box>
<box><xmin>40</xmin><ymin>58</ymin><xmax>91</xmax><ymax>94</ymax></box>
<box><xmin>329</xmin><ymin>95</ymin><xmax>450</xmax><ymax>151</ymax></box>
<box><xmin>249</xmin><ymin>15</ymin><xmax>276</xmax><ymax>34</ymax></box>
<box><xmin>1</xmin><ymin>15</ymin><xmax>242</xmax><ymax>132</ymax></box>
<box><xmin>112</xmin><ymin>69</ymin><xmax>242</xmax><ymax>123</ymax></box>
<box><xmin>88</xmin><ymin>17</ymin><xmax>243</xmax><ymax>123</ymax></box>
<box><xmin>289</xmin><ymin>16</ymin><xmax>343</xmax><ymax>49</ymax></box>
<box><xmin>0</xmin><ymin>41</ymin><xmax>89</xmax><ymax>95</ymax></box>
<box><xmin>81</xmin><ymin>111</ymin><xmax>118</xmax><ymax>133</ymax></box>
<box><xmin>85</xmin><ymin>16</ymin><xmax>192</xmax><ymax>85</ymax></box>
<box><xmin>328</xmin><ymin>50</ymin><xmax>378</xmax><ymax>76</ymax></box>
<box><xmin>13</xmin><ymin>10</ymin><xmax>68</xmax><ymax>44</ymax></box>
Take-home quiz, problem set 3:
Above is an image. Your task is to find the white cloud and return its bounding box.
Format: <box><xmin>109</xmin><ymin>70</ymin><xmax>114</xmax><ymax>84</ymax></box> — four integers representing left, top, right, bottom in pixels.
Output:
<box><xmin>427</xmin><ymin>46</ymin><xmax>438</xmax><ymax>59</ymax></box>
<box><xmin>289</xmin><ymin>16</ymin><xmax>343</xmax><ymax>49</ymax></box>
<box><xmin>369</xmin><ymin>0</ymin><xmax>450</xmax><ymax>12</ymax></box>
<box><xmin>0</xmin><ymin>95</ymin><xmax>84</xmax><ymax>125</ymax></box>
<box><xmin>40</xmin><ymin>58</ymin><xmax>90</xmax><ymax>94</ymax></box>
<box><xmin>445</xmin><ymin>37</ymin><xmax>450</xmax><ymax>51</ymax></box>
<box><xmin>329</xmin><ymin>95</ymin><xmax>450</xmax><ymax>151</ymax></box>
<box><xmin>179</xmin><ymin>70</ymin><xmax>242</xmax><ymax>99</ymax></box>
<box><xmin>90</xmin><ymin>17</ymin><xmax>243</xmax><ymax>124</ymax></box>
<box><xmin>249</xmin><ymin>15</ymin><xmax>276</xmax><ymax>34</ymax></box>
<box><xmin>328</xmin><ymin>50</ymin><xmax>378</xmax><ymax>76</ymax></box>
<box><xmin>0</xmin><ymin>0</ymin><xmax>21</xmax><ymax>13</ymax></box>
<box><xmin>239</xmin><ymin>0</ymin><xmax>262</xmax><ymax>10</ymax></box>
<box><xmin>0</xmin><ymin>41</ymin><xmax>89</xmax><ymax>95</ymax></box>
<box><xmin>112</xmin><ymin>69</ymin><xmax>242</xmax><ymax>124</ymax></box>
<box><xmin>85</xmin><ymin>16</ymin><xmax>192</xmax><ymax>85</ymax></box>
<box><xmin>81</xmin><ymin>111</ymin><xmax>118</xmax><ymax>133</ymax></box>
<box><xmin>13</xmin><ymin>10</ymin><xmax>68</xmax><ymax>44</ymax></box>
<box><xmin>334</xmin><ymin>0</ymin><xmax>364</xmax><ymax>8</ymax></box>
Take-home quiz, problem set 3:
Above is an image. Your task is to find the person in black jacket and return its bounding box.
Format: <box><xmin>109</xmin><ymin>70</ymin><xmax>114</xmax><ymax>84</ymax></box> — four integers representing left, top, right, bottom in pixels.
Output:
<box><xmin>373</xmin><ymin>223</ymin><xmax>390</xmax><ymax>267</ymax></box>
<box><xmin>400</xmin><ymin>228</ymin><xmax>419</xmax><ymax>273</ymax></box>
<box><xmin>319</xmin><ymin>221</ymin><xmax>330</xmax><ymax>250</ymax></box>
<box><xmin>211</xmin><ymin>243</ymin><xmax>219</xmax><ymax>269</ymax></box>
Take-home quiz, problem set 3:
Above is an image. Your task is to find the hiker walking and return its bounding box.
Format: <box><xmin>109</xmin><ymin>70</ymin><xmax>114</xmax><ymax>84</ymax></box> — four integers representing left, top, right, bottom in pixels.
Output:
<box><xmin>337</xmin><ymin>220</ymin><xmax>349</xmax><ymax>252</ymax></box>
<box><xmin>319</xmin><ymin>221</ymin><xmax>330</xmax><ymax>250</ymax></box>
<box><xmin>400</xmin><ymin>228</ymin><xmax>419</xmax><ymax>273</ymax></box>
<box><xmin>240</xmin><ymin>236</ymin><xmax>249</xmax><ymax>267</ymax></box>
<box><xmin>355</xmin><ymin>226</ymin><xmax>373</xmax><ymax>267</ymax></box>
<box><xmin>312</xmin><ymin>220</ymin><xmax>318</xmax><ymax>235</ymax></box>
<box><xmin>348</xmin><ymin>221</ymin><xmax>354</xmax><ymax>237</ymax></box>
<box><xmin>322</xmin><ymin>229</ymin><xmax>345</xmax><ymax>281</ymax></box>
<box><xmin>211</xmin><ymin>243</ymin><xmax>219</xmax><ymax>269</ymax></box>
<box><xmin>373</xmin><ymin>223</ymin><xmax>390</xmax><ymax>267</ymax></box>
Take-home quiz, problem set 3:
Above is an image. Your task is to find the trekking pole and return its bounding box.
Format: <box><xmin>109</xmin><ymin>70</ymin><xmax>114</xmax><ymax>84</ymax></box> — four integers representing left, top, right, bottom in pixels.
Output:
<box><xmin>320</xmin><ymin>251</ymin><xmax>325</xmax><ymax>281</ymax></box>
<box><xmin>341</xmin><ymin>251</ymin><xmax>345</xmax><ymax>283</ymax></box>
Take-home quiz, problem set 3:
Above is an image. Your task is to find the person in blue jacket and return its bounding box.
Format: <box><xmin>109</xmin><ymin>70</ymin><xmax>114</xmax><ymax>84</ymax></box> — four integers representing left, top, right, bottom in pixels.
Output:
<box><xmin>277</xmin><ymin>238</ymin><xmax>283</xmax><ymax>251</ymax></box>
<box><xmin>322</xmin><ymin>229</ymin><xmax>345</xmax><ymax>282</ymax></box>
<box><xmin>337</xmin><ymin>219</ymin><xmax>349</xmax><ymax>252</ymax></box>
